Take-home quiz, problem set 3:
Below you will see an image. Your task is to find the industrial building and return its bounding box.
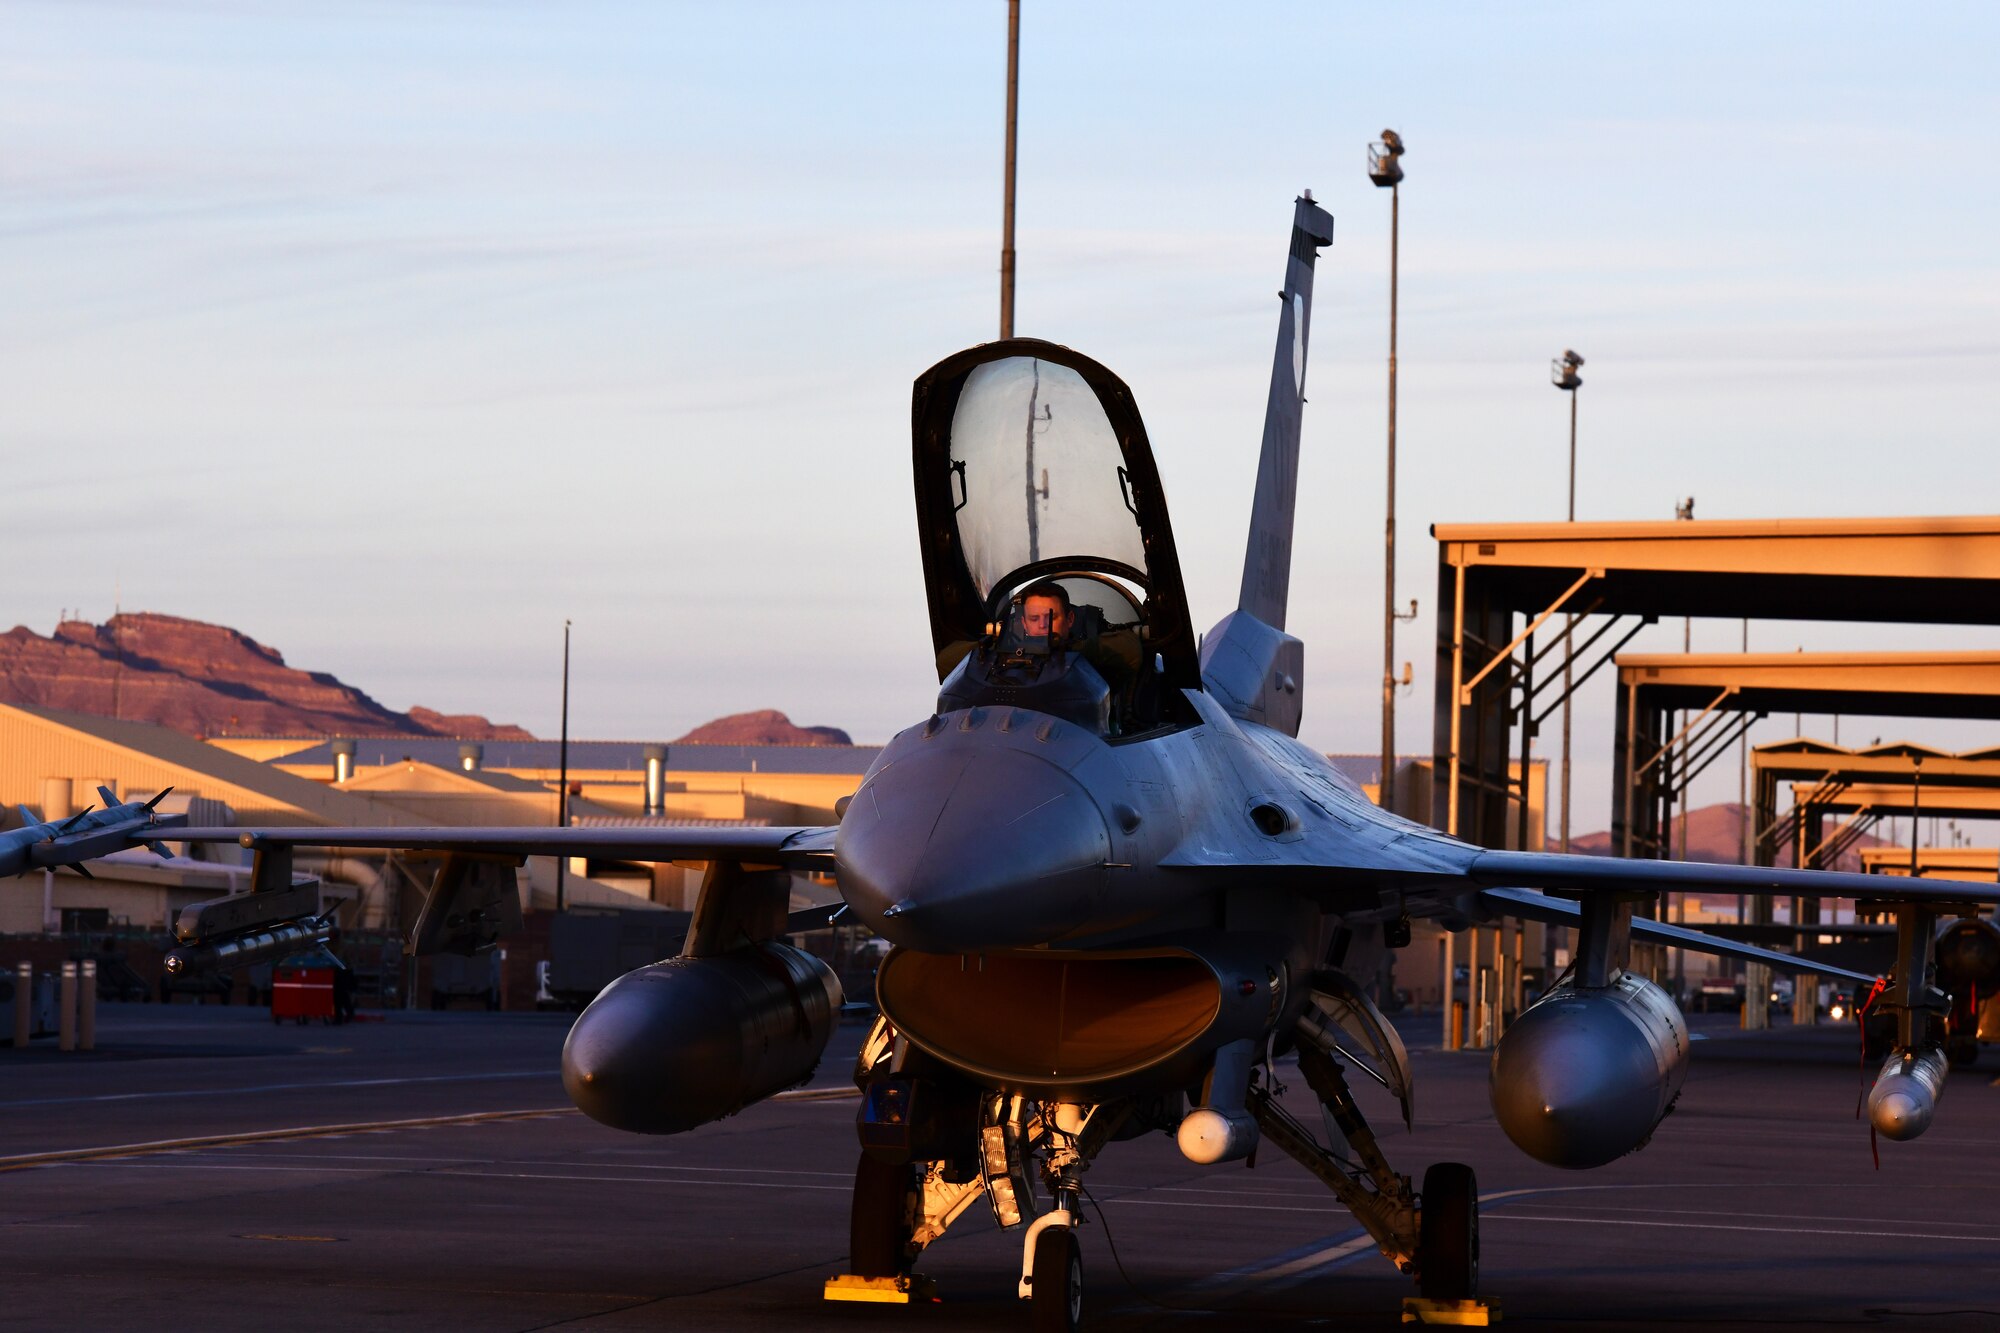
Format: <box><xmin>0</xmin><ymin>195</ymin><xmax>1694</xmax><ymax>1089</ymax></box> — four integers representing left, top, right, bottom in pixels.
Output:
<box><xmin>0</xmin><ymin>704</ymin><xmax>877</xmax><ymax>941</ymax></box>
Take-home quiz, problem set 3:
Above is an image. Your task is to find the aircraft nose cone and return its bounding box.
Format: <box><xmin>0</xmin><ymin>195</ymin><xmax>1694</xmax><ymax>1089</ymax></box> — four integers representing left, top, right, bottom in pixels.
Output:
<box><xmin>837</xmin><ymin>737</ymin><xmax>1110</xmax><ymax>952</ymax></box>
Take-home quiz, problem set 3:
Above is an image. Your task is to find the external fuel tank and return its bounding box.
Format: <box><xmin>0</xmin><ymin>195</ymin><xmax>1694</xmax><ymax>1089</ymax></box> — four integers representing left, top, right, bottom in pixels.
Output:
<box><xmin>561</xmin><ymin>941</ymin><xmax>842</xmax><ymax>1134</ymax></box>
<box><xmin>1490</xmin><ymin>972</ymin><xmax>1689</xmax><ymax>1169</ymax></box>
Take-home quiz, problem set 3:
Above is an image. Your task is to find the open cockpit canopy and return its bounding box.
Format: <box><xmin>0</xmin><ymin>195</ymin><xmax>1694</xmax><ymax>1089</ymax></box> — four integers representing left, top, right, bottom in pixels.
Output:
<box><xmin>912</xmin><ymin>340</ymin><xmax>1199</xmax><ymax>729</ymax></box>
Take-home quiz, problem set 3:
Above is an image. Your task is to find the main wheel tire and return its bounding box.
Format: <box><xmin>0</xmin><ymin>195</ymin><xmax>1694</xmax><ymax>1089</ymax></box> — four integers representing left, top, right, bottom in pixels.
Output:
<box><xmin>1030</xmin><ymin>1224</ymin><xmax>1083</xmax><ymax>1333</ymax></box>
<box><xmin>1418</xmin><ymin>1162</ymin><xmax>1478</xmax><ymax>1301</ymax></box>
<box><xmin>848</xmin><ymin>1153</ymin><xmax>915</xmax><ymax>1278</ymax></box>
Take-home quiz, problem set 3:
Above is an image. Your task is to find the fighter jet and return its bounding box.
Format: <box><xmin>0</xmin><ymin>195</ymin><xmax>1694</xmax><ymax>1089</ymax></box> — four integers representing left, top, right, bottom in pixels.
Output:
<box><xmin>127</xmin><ymin>195</ymin><xmax>1999</xmax><ymax>1329</ymax></box>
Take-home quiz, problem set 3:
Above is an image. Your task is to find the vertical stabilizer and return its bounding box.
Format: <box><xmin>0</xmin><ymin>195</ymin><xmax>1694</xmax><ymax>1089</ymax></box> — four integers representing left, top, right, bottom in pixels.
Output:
<box><xmin>1201</xmin><ymin>195</ymin><xmax>1334</xmax><ymax>739</ymax></box>
<box><xmin>1236</xmin><ymin>195</ymin><xmax>1335</xmax><ymax>630</ymax></box>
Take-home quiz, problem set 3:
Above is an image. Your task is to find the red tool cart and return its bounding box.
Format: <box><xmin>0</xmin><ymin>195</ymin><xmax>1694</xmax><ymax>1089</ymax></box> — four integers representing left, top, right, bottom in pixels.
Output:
<box><xmin>271</xmin><ymin>945</ymin><xmax>348</xmax><ymax>1025</ymax></box>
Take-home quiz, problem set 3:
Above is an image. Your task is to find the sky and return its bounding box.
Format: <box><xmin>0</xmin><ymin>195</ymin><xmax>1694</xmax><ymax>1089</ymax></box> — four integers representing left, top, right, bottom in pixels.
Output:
<box><xmin>5</xmin><ymin>1</ymin><xmax>1999</xmax><ymax>838</ymax></box>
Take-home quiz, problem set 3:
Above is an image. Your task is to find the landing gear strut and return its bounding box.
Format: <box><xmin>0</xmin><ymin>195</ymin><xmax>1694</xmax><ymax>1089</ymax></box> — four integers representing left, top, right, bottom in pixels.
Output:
<box><xmin>1010</xmin><ymin>1101</ymin><xmax>1123</xmax><ymax>1331</ymax></box>
<box><xmin>1247</xmin><ymin>1020</ymin><xmax>1486</xmax><ymax>1320</ymax></box>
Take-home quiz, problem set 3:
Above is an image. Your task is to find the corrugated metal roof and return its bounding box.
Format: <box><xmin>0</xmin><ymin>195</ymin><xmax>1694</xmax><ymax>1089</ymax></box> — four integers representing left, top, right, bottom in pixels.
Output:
<box><xmin>273</xmin><ymin>737</ymin><xmax>882</xmax><ymax>775</ymax></box>
<box><xmin>1322</xmin><ymin>753</ymin><xmax>1543</xmax><ymax>790</ymax></box>
<box><xmin>0</xmin><ymin>704</ymin><xmax>414</xmax><ymax>826</ymax></box>
<box><xmin>1324</xmin><ymin>755</ymin><xmax>1391</xmax><ymax>787</ymax></box>
<box><xmin>571</xmin><ymin>816</ymin><xmax>775</xmax><ymax>829</ymax></box>
<box><xmin>1433</xmin><ymin>514</ymin><xmax>2000</xmax><ymax>541</ymax></box>
<box><xmin>342</xmin><ymin>760</ymin><xmax>551</xmax><ymax>794</ymax></box>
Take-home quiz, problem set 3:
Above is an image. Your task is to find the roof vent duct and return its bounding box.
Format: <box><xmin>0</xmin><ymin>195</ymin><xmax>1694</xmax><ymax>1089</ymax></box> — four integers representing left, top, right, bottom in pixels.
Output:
<box><xmin>643</xmin><ymin>744</ymin><xmax>668</xmax><ymax>816</ymax></box>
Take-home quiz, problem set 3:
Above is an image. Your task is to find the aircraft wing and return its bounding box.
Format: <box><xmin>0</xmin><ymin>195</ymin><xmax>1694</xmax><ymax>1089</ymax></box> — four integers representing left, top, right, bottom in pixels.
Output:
<box><xmin>1476</xmin><ymin>886</ymin><xmax>1881</xmax><ymax>985</ymax></box>
<box><xmin>1465</xmin><ymin>849</ymin><xmax>2000</xmax><ymax>907</ymax></box>
<box><xmin>1162</xmin><ymin>819</ymin><xmax>2000</xmax><ymax>913</ymax></box>
<box><xmin>163</xmin><ymin>824</ymin><xmax>837</xmax><ymax>869</ymax></box>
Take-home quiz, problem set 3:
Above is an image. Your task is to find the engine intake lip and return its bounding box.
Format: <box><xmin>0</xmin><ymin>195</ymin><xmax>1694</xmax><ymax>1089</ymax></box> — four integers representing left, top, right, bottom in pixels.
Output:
<box><xmin>875</xmin><ymin>944</ymin><xmax>1275</xmax><ymax>1100</ymax></box>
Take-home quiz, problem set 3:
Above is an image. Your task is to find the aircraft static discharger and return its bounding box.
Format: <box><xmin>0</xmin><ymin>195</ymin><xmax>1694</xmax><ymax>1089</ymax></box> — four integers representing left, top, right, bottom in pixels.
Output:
<box><xmin>93</xmin><ymin>195</ymin><xmax>2000</xmax><ymax>1330</ymax></box>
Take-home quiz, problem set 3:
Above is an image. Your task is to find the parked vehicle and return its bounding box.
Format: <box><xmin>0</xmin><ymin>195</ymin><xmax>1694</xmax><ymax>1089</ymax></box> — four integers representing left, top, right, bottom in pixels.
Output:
<box><xmin>430</xmin><ymin>950</ymin><xmax>502</xmax><ymax>1011</ymax></box>
<box><xmin>544</xmin><ymin>908</ymin><xmax>691</xmax><ymax>1010</ymax></box>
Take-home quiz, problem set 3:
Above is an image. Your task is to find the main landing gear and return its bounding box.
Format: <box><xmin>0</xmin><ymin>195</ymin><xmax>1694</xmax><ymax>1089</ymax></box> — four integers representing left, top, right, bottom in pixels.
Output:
<box><xmin>1417</xmin><ymin>1162</ymin><xmax>1478</xmax><ymax>1303</ymax></box>
<box><xmin>1248</xmin><ymin>983</ymin><xmax>1490</xmax><ymax>1324</ymax></box>
<box><xmin>828</xmin><ymin>1089</ymin><xmax>1119</xmax><ymax>1326</ymax></box>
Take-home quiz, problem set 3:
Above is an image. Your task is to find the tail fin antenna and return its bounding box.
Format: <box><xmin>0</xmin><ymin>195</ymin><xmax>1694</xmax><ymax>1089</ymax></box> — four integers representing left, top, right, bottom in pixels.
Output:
<box><xmin>1236</xmin><ymin>193</ymin><xmax>1335</xmax><ymax>631</ymax></box>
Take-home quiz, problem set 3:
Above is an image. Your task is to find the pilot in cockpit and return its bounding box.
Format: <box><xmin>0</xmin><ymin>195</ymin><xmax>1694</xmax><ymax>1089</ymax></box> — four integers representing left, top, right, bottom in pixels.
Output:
<box><xmin>1005</xmin><ymin>580</ymin><xmax>1139</xmax><ymax>695</ymax></box>
<box><xmin>942</xmin><ymin>578</ymin><xmax>1148</xmax><ymax>735</ymax></box>
<box><xmin>1016</xmin><ymin>583</ymin><xmax>1074</xmax><ymax>652</ymax></box>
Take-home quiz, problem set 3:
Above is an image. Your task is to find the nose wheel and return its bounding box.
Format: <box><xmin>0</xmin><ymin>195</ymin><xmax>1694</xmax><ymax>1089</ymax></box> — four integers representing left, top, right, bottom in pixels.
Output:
<box><xmin>1026</xmin><ymin>1218</ymin><xmax>1083</xmax><ymax>1332</ymax></box>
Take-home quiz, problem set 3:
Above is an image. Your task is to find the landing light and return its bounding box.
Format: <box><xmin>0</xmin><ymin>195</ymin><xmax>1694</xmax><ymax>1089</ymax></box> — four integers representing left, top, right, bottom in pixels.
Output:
<box><xmin>1830</xmin><ymin>1003</ymin><xmax>1847</xmax><ymax>1021</ymax></box>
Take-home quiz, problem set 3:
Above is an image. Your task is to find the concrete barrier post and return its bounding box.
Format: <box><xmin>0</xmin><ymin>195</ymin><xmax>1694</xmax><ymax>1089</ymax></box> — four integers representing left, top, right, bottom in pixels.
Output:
<box><xmin>13</xmin><ymin>962</ymin><xmax>30</xmax><ymax>1048</ymax></box>
<box><xmin>79</xmin><ymin>960</ymin><xmax>97</xmax><ymax>1051</ymax></box>
<box><xmin>58</xmin><ymin>962</ymin><xmax>77</xmax><ymax>1052</ymax></box>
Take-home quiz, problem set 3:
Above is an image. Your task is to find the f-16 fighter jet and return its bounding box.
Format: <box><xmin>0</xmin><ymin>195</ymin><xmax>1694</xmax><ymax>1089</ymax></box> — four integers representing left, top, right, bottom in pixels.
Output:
<box><xmin>131</xmin><ymin>195</ymin><xmax>1997</xmax><ymax>1330</ymax></box>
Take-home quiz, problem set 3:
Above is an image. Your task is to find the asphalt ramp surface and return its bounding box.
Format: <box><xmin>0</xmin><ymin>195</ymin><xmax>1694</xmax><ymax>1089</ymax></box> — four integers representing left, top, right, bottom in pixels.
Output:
<box><xmin>1</xmin><ymin>1005</ymin><xmax>1997</xmax><ymax>1330</ymax></box>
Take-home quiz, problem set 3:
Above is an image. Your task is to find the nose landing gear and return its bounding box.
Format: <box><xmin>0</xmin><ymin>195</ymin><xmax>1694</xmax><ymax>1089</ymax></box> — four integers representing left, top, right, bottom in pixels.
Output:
<box><xmin>1014</xmin><ymin>1100</ymin><xmax>1121</xmax><ymax>1331</ymax></box>
<box><xmin>1025</xmin><ymin>1214</ymin><xmax>1084</xmax><ymax>1332</ymax></box>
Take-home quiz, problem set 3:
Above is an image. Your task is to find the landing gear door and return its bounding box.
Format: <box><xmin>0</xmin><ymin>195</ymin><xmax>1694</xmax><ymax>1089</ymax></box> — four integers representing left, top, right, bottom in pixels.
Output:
<box><xmin>1301</xmin><ymin>969</ymin><xmax>1415</xmax><ymax>1129</ymax></box>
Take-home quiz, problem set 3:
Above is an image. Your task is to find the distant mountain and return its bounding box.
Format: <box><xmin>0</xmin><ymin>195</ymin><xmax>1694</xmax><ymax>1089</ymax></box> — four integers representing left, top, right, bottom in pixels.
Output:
<box><xmin>1572</xmin><ymin>801</ymin><xmax>1896</xmax><ymax>872</ymax></box>
<box><xmin>0</xmin><ymin>613</ymin><xmax>531</xmax><ymax>740</ymax></box>
<box><xmin>672</xmin><ymin>709</ymin><xmax>852</xmax><ymax>747</ymax></box>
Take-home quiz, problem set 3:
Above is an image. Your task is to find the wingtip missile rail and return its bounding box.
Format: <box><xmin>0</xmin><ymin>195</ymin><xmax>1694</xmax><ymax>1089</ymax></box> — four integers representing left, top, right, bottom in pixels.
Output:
<box><xmin>0</xmin><ymin>788</ymin><xmax>186</xmax><ymax>879</ymax></box>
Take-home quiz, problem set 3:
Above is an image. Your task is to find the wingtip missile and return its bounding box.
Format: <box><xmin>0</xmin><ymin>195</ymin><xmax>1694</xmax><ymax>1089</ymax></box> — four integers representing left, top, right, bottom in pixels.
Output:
<box><xmin>0</xmin><ymin>798</ymin><xmax>191</xmax><ymax>879</ymax></box>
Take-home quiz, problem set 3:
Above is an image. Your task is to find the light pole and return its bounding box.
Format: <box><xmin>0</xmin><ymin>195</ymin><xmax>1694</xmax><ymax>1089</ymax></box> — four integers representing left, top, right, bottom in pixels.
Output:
<box><xmin>1370</xmin><ymin>130</ymin><xmax>1406</xmax><ymax>812</ymax></box>
<box><xmin>1000</xmin><ymin>0</ymin><xmax>1020</xmax><ymax>338</ymax></box>
<box><xmin>1548</xmin><ymin>350</ymin><xmax>1585</xmax><ymax>990</ymax></box>
<box><xmin>1551</xmin><ymin>350</ymin><xmax>1584</xmax><ymax>856</ymax></box>
<box><xmin>555</xmin><ymin>619</ymin><xmax>572</xmax><ymax>914</ymax></box>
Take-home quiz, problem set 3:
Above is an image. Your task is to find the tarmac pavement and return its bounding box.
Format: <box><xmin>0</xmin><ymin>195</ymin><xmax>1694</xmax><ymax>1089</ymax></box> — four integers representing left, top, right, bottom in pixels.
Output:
<box><xmin>1</xmin><ymin>1002</ymin><xmax>1998</xmax><ymax>1331</ymax></box>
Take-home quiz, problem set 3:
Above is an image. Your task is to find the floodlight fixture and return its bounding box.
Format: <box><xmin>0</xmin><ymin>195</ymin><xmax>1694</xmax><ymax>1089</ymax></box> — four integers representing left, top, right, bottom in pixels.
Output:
<box><xmin>1551</xmin><ymin>349</ymin><xmax>1584</xmax><ymax>391</ymax></box>
<box><xmin>1368</xmin><ymin>130</ymin><xmax>1405</xmax><ymax>188</ymax></box>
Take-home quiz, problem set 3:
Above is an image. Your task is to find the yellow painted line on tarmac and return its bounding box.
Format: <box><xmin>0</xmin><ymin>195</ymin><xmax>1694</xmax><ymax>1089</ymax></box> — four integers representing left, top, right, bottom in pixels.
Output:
<box><xmin>0</xmin><ymin>1083</ymin><xmax>859</xmax><ymax>1174</ymax></box>
<box><xmin>0</xmin><ymin>1107</ymin><xmax>576</xmax><ymax>1172</ymax></box>
<box><xmin>771</xmin><ymin>1086</ymin><xmax>862</xmax><ymax>1104</ymax></box>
